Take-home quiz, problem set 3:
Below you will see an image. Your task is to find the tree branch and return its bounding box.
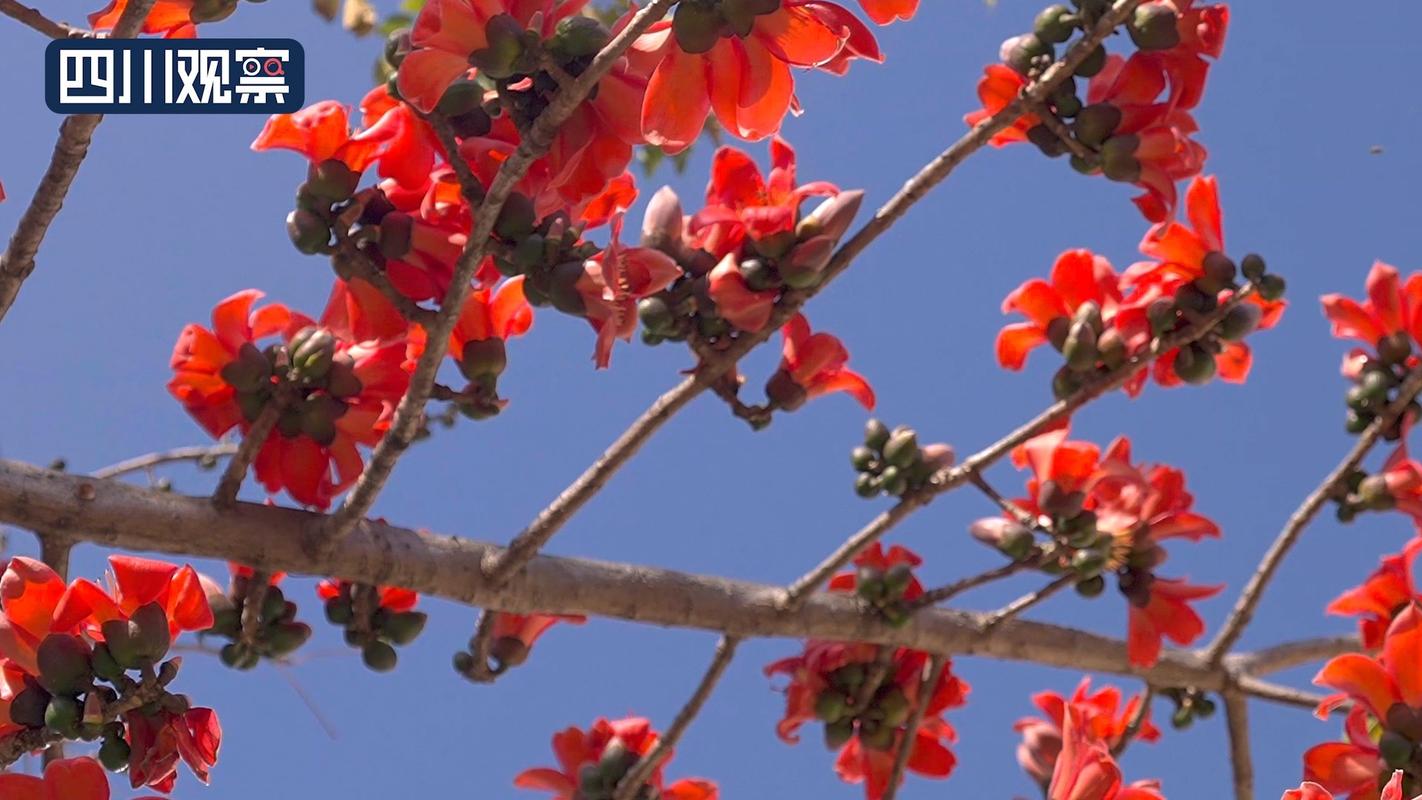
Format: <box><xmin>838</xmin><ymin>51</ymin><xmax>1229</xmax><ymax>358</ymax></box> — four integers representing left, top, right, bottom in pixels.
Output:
<box><xmin>0</xmin><ymin>458</ymin><xmax>1329</xmax><ymax>706</ymax></box>
<box><xmin>882</xmin><ymin>655</ymin><xmax>947</xmax><ymax>800</ymax></box>
<box><xmin>1223</xmin><ymin>691</ymin><xmax>1254</xmax><ymax>800</ymax></box>
<box><xmin>212</xmin><ymin>401</ymin><xmax>283</xmax><ymax>509</ymax></box>
<box><xmin>0</xmin><ymin>0</ymin><xmax>77</xmax><ymax>38</ymax></box>
<box><xmin>1224</xmin><ymin>634</ymin><xmax>1359</xmax><ymax>677</ymax></box>
<box><xmin>1205</xmin><ymin>366</ymin><xmax>1422</xmax><ymax>662</ymax></box>
<box><xmin>610</xmin><ymin>636</ymin><xmax>741</xmax><ymax>800</ymax></box>
<box><xmin>0</xmin><ymin>0</ymin><xmax>156</xmax><ymax>325</ymax></box>
<box><xmin>92</xmin><ymin>443</ymin><xmax>238</xmax><ymax>480</ymax></box>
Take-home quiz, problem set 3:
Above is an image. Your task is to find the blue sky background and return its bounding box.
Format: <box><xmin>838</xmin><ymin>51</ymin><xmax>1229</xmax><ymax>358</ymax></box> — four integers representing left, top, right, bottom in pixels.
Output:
<box><xmin>1</xmin><ymin>1</ymin><xmax>1420</xmax><ymax>797</ymax></box>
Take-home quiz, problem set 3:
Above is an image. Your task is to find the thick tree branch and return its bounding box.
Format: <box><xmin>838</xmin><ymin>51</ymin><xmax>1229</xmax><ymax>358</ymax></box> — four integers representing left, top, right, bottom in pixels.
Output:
<box><xmin>0</xmin><ymin>0</ymin><xmax>156</xmax><ymax>325</ymax></box>
<box><xmin>0</xmin><ymin>459</ymin><xmax>1330</xmax><ymax>705</ymax></box>
<box><xmin>1224</xmin><ymin>691</ymin><xmax>1254</xmax><ymax>800</ymax></box>
<box><xmin>0</xmin><ymin>0</ymin><xmax>77</xmax><ymax>38</ymax></box>
<box><xmin>611</xmin><ymin>636</ymin><xmax>741</xmax><ymax>800</ymax></box>
<box><xmin>1205</xmin><ymin>367</ymin><xmax>1422</xmax><ymax>662</ymax></box>
<box><xmin>318</xmin><ymin>0</ymin><xmax>679</xmax><ymax>547</ymax></box>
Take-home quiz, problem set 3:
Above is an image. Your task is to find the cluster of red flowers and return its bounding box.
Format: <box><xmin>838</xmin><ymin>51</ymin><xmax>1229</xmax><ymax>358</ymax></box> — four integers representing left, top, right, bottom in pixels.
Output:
<box><xmin>515</xmin><ymin>716</ymin><xmax>717</xmax><ymax>800</ymax></box>
<box><xmin>996</xmin><ymin>175</ymin><xmax>1286</xmax><ymax>397</ymax></box>
<box><xmin>970</xmin><ymin>424</ymin><xmax>1221</xmax><ymax>667</ymax></box>
<box><xmin>969</xmin><ymin>0</ymin><xmax>1228</xmax><ymax>222</ymax></box>
<box><xmin>1021</xmin><ymin>681</ymin><xmax>1165</xmax><ymax>800</ymax></box>
<box><xmin>766</xmin><ymin>545</ymin><xmax>968</xmax><ymax>799</ymax></box>
<box><xmin>0</xmin><ymin>555</ymin><xmax>219</xmax><ymax>796</ymax></box>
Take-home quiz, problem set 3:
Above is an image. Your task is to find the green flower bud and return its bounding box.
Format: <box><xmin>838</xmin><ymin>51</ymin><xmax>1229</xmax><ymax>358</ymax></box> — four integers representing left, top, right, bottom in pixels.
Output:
<box><xmin>494</xmin><ymin>192</ymin><xmax>537</xmax><ymax>241</ymax></box>
<box><xmin>1240</xmin><ymin>253</ymin><xmax>1267</xmax><ymax>283</ymax></box>
<box><xmin>1034</xmin><ymin>4</ymin><xmax>1077</xmax><ymax>43</ymax></box>
<box><xmin>380</xmin><ymin>611</ymin><xmax>428</xmax><ymax>646</ymax></box>
<box><xmin>362</xmin><ymin>640</ymin><xmax>399</xmax><ymax>672</ymax></box>
<box><xmin>1004</xmin><ymin>33</ymin><xmax>1051</xmax><ymax>76</ymax></box>
<box><xmin>1171</xmin><ymin>705</ymin><xmax>1194</xmax><ymax>729</ymax></box>
<box><xmin>831</xmin><ymin>664</ymin><xmax>865</xmax><ymax>692</ymax></box>
<box><xmin>1027</xmin><ymin>125</ymin><xmax>1068</xmax><ymax>159</ymax></box>
<box><xmin>290</xmin><ymin>326</ymin><xmax>336</xmax><ymax>381</ymax></box>
<box><xmin>1063</xmin><ymin>317</ymin><xmax>1100</xmax><ymax>372</ymax></box>
<box><xmin>1379</xmin><ymin>332</ymin><xmax>1413</xmax><ymax>366</ymax></box>
<box><xmin>1172</xmin><ymin>343</ymin><xmax>1216</xmax><ymax>385</ymax></box>
<box><xmin>327</xmin><ymin>358</ymin><xmax>363</xmax><ymax>399</ymax></box>
<box><xmin>1075</xmin><ymin>574</ymin><xmax>1106</xmax><ymax>597</ymax></box>
<box><xmin>1257</xmin><ymin>274</ymin><xmax>1287</xmax><ymax>301</ymax></box>
<box><xmin>1380</xmin><ymin>730</ymin><xmax>1414</xmax><ymax>769</ymax></box>
<box><xmin>376</xmin><ymin>211</ymin><xmax>414</xmax><ymax>261</ymax></box>
<box><xmin>796</xmin><ymin>191</ymin><xmax>864</xmax><ymax>245</ymax></box>
<box><xmin>449</xmin><ymin>106</ymin><xmax>494</xmax><ymax>140</ymax></box>
<box><xmin>460</xmin><ymin>337</ymin><xmax>509</xmax><ymax>382</ymax></box>
<box><xmin>766</xmin><ymin>369</ymin><xmax>808</xmax><ymax>412</ymax></box>
<box><xmin>1358</xmin><ymin>474</ymin><xmax>1396</xmax><ymax>511</ymax></box>
<box><xmin>9</xmin><ymin>685</ymin><xmax>49</xmax><ymax>728</ymax></box>
<box><xmin>884</xmin><ymin>563</ymin><xmax>914</xmax><ymax>595</ymax></box>
<box><xmin>325</xmin><ymin>597</ymin><xmax>354</xmax><ymax>626</ymax></box>
<box><xmin>859</xmin><ymin>719</ymin><xmax>895</xmax><ymax>751</ymax></box>
<box><xmin>547</xmin><ymin>15</ymin><xmax>611</xmax><ymax>61</ymax></box>
<box><xmin>267</xmin><ymin>622</ymin><xmax>313</xmax><ymax>657</ymax></box>
<box><xmin>815</xmin><ymin>691</ymin><xmax>850</xmax><ymax>722</ymax></box>
<box><xmin>1096</xmin><ymin>328</ymin><xmax>1127</xmax><ymax>369</ymax></box>
<box><xmin>490</xmin><ymin>635</ymin><xmax>530</xmax><ymax>669</ymax></box>
<box><xmin>130</xmin><ymin>602</ymin><xmax>173</xmax><ymax>667</ymax></box>
<box><xmin>307</xmin><ymin>159</ymin><xmax>360</xmax><ymax>203</ymax></box>
<box><xmin>883</xmin><ymin>428</ymin><xmax>920</xmax><ymax>469</ymax></box>
<box><xmin>90</xmin><ymin>643</ymin><xmax>126</xmax><ymax>682</ymax></box>
<box><xmin>1217</xmin><ymin>302</ymin><xmax>1262</xmax><ymax>341</ymax></box>
<box><xmin>824</xmin><ymin>719</ymin><xmax>855</xmax><ymax>750</ymax></box>
<box><xmin>548</xmin><ymin>260</ymin><xmax>587</xmax><ymax>317</ymax></box>
<box><xmin>1345</xmin><ymin>410</ymin><xmax>1373</xmax><ymax>435</ymax></box>
<box><xmin>299</xmin><ymin>396</ymin><xmax>339</xmax><ymax>447</ymax></box>
<box><xmin>1072</xmin><ymin>103</ymin><xmax>1121</xmax><ymax>149</ymax></box>
<box><xmin>850</xmin><ymin>446</ymin><xmax>877</xmax><ymax>472</ymax></box>
<box><xmin>36</xmin><ymin>634</ymin><xmax>93</xmax><ymax>697</ymax></box>
<box><xmin>471</xmin><ymin>14</ymin><xmax>527</xmax><ymax>79</ymax></box>
<box><xmin>1200</xmin><ymin>251</ymin><xmax>1237</xmax><ymax>290</ymax></box>
<box><xmin>780</xmin><ymin>235</ymin><xmax>836</xmax><ymax>289</ymax></box>
<box><xmin>1074</xmin><ymin>45</ymin><xmax>1107</xmax><ymax>77</ymax></box>
<box><xmin>1129</xmin><ymin>4</ymin><xmax>1181</xmax><ymax>51</ymax></box>
<box><xmin>672</xmin><ymin>3</ymin><xmax>724</xmax><ymax>54</ymax></box>
<box><xmin>286</xmin><ymin>209</ymin><xmax>331</xmax><ymax>255</ymax></box>
<box><xmin>45</xmin><ymin>694</ymin><xmax>81</xmax><ymax>737</ymax></box>
<box><xmin>383</xmin><ymin>27</ymin><xmax>412</xmax><ymax>68</ymax></box>
<box><xmin>1052</xmin><ymin>365</ymin><xmax>1084</xmax><ymax>400</ymax></box>
<box><xmin>864</xmin><ymin>419</ymin><xmax>891</xmax><ymax>450</ymax></box>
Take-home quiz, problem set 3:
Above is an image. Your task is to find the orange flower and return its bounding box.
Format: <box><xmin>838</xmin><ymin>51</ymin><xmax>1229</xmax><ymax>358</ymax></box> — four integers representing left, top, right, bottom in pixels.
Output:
<box><xmin>251</xmin><ymin>100</ymin><xmax>399</xmax><ymax>174</ymax></box>
<box><xmin>1047</xmin><ymin>706</ymin><xmax>1164</xmax><ymax>800</ymax></box>
<box><xmin>1301</xmin><ymin>706</ymin><xmax>1382</xmax><ymax>800</ymax></box>
<box><xmin>688</xmin><ymin>138</ymin><xmax>838</xmax><ymax>259</ymax></box>
<box><xmin>515</xmin><ymin>716</ymin><xmax>718</xmax><ymax>800</ymax></box>
<box><xmin>167</xmin><ymin>289</ymin><xmax>415</xmax><ymax>508</ymax></box>
<box><xmin>997</xmin><ymin>249</ymin><xmax>1126</xmax><ymax>371</ymax></box>
<box><xmin>576</xmin><ymin>217</ymin><xmax>681</xmax><ymax>367</ymax></box>
<box><xmin>53</xmin><ymin>555</ymin><xmax>214</xmax><ymax>643</ymax></box>
<box><xmin>638</xmin><ymin>3</ymin><xmax>880</xmax><ymax>153</ymax></box>
<box><xmin>488</xmin><ymin>612</ymin><xmax>586</xmax><ymax>670</ymax></box>
<box><xmin>1323</xmin><ymin>262</ymin><xmax>1422</xmax><ymax>359</ymax></box>
<box><xmin>771</xmin><ymin>313</ymin><xmax>875</xmax><ymax>410</ymax></box>
<box><xmin>1287</xmin><ymin>769</ymin><xmax>1417</xmax><ymax>800</ymax></box>
<box><xmin>828</xmin><ymin>543</ymin><xmax>924</xmax><ymax>602</ymax></box>
<box><xmin>449</xmin><ymin>276</ymin><xmax>534</xmax><ymax>383</ymax></box>
<box><xmin>857</xmin><ymin>0</ymin><xmax>918</xmax><ymax>24</ymax></box>
<box><xmin>1329</xmin><ymin>539</ymin><xmax>1422</xmax><ymax>650</ymax></box>
<box><xmin>89</xmin><ymin>0</ymin><xmax>197</xmax><ymax>37</ymax></box>
<box><xmin>125</xmin><ymin>705</ymin><xmax>221</xmax><ymax>793</ymax></box>
<box><xmin>765</xmin><ymin>641</ymin><xmax>967</xmax><ymax>800</ymax></box>
<box><xmin>0</xmin><ymin>756</ymin><xmax>116</xmax><ymax>800</ymax></box>
<box><xmin>0</xmin><ymin>556</ymin><xmax>68</xmax><ymax>674</ymax></box>
<box><xmin>964</xmin><ymin>65</ymin><xmax>1040</xmax><ymax>147</ymax></box>
<box><xmin>1016</xmin><ymin>678</ymin><xmax>1159</xmax><ymax>789</ymax></box>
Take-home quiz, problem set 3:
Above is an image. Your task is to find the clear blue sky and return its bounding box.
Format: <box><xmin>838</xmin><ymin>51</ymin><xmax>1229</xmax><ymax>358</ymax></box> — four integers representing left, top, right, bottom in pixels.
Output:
<box><xmin>1</xmin><ymin>1</ymin><xmax>1419</xmax><ymax>797</ymax></box>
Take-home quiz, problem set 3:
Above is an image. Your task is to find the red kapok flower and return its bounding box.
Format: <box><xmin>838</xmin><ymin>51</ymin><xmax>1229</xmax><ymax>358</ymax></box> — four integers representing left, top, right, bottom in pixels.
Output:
<box><xmin>638</xmin><ymin>3</ymin><xmax>880</xmax><ymax>152</ymax></box>
<box><xmin>997</xmin><ymin>249</ymin><xmax>1126</xmax><ymax>371</ymax></box>
<box><xmin>1286</xmin><ymin>769</ymin><xmax>1418</xmax><ymax>800</ymax></box>
<box><xmin>488</xmin><ymin>612</ymin><xmax>587</xmax><ymax>670</ymax></box>
<box><xmin>251</xmin><ymin>100</ymin><xmax>399</xmax><ymax>174</ymax></box>
<box><xmin>90</xmin><ymin>0</ymin><xmax>197</xmax><ymax>38</ymax></box>
<box><xmin>124</xmin><ymin>705</ymin><xmax>222</xmax><ymax>793</ymax></box>
<box><xmin>858</xmin><ymin>0</ymin><xmax>918</xmax><ymax>24</ymax></box>
<box><xmin>449</xmin><ymin>276</ymin><xmax>533</xmax><ymax>387</ymax></box>
<box><xmin>687</xmin><ymin>138</ymin><xmax>838</xmax><ymax>260</ymax></box>
<box><xmin>316</xmin><ymin>579</ymin><xmax>419</xmax><ymax>612</ymax></box>
<box><xmin>515</xmin><ymin>716</ymin><xmax>718</xmax><ymax>800</ymax></box>
<box><xmin>167</xmin><ymin>289</ymin><xmax>415</xmax><ymax>508</ymax></box>
<box><xmin>54</xmin><ymin>555</ymin><xmax>214</xmax><ymax>641</ymax></box>
<box><xmin>1329</xmin><ymin>538</ymin><xmax>1422</xmax><ymax>650</ymax></box>
<box><xmin>1301</xmin><ymin>706</ymin><xmax>1382</xmax><ymax>800</ymax></box>
<box><xmin>0</xmin><ymin>556</ymin><xmax>68</xmax><ymax>674</ymax></box>
<box><xmin>576</xmin><ymin>216</ymin><xmax>682</xmax><ymax>368</ymax></box>
<box><xmin>964</xmin><ymin>65</ymin><xmax>1040</xmax><ymax>147</ymax></box>
<box><xmin>1046</xmin><ymin>705</ymin><xmax>1164</xmax><ymax>800</ymax></box>
<box><xmin>0</xmin><ymin>756</ymin><xmax>116</xmax><ymax>800</ymax></box>
<box><xmin>766</xmin><ymin>313</ymin><xmax>874</xmax><ymax>410</ymax></box>
<box><xmin>1016</xmin><ymin>678</ymin><xmax>1159</xmax><ymax>789</ymax></box>
<box><xmin>765</xmin><ymin>640</ymin><xmax>968</xmax><ymax>800</ymax></box>
<box><xmin>1322</xmin><ymin>262</ymin><xmax>1422</xmax><ymax>363</ymax></box>
<box><xmin>828</xmin><ymin>543</ymin><xmax>924</xmax><ymax>602</ymax></box>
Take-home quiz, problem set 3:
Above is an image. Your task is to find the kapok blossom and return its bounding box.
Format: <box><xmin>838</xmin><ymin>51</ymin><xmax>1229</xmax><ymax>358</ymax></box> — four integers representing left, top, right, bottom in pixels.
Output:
<box><xmin>89</xmin><ymin>0</ymin><xmax>197</xmax><ymax>37</ymax></box>
<box><xmin>252</xmin><ymin>100</ymin><xmax>402</xmax><ymax>176</ymax></box>
<box><xmin>515</xmin><ymin>716</ymin><xmax>718</xmax><ymax>800</ymax></box>
<box><xmin>1016</xmin><ymin>678</ymin><xmax>1159</xmax><ymax>790</ymax></box>
<box><xmin>1329</xmin><ymin>538</ymin><xmax>1422</xmax><ymax>650</ymax></box>
<box><xmin>996</xmin><ymin>248</ymin><xmax>1127</xmax><ymax>372</ymax></box>
<box><xmin>637</xmin><ymin>3</ymin><xmax>884</xmax><ymax>153</ymax></box>
<box><xmin>0</xmin><ymin>756</ymin><xmax>124</xmax><ymax>800</ymax></box>
<box><xmin>1286</xmin><ymin>770</ymin><xmax>1419</xmax><ymax>800</ymax></box>
<box><xmin>487</xmin><ymin>612</ymin><xmax>587</xmax><ymax>671</ymax></box>
<box><xmin>448</xmin><ymin>276</ymin><xmax>534</xmax><ymax>394</ymax></box>
<box><xmin>1046</xmin><ymin>705</ymin><xmax>1165</xmax><ymax>800</ymax></box>
<box><xmin>1322</xmin><ymin>262</ymin><xmax>1422</xmax><ymax>370</ymax></box>
<box><xmin>687</xmin><ymin>138</ymin><xmax>839</xmax><ymax>260</ymax></box>
<box><xmin>54</xmin><ymin>555</ymin><xmax>215</xmax><ymax>643</ymax></box>
<box><xmin>125</xmin><ymin>705</ymin><xmax>222</xmax><ymax>793</ymax></box>
<box><xmin>167</xmin><ymin>288</ymin><xmax>414</xmax><ymax>508</ymax></box>
<box><xmin>767</xmin><ymin>314</ymin><xmax>876</xmax><ymax>411</ymax></box>
<box><xmin>1306</xmin><ymin>606</ymin><xmax>1422</xmax><ymax>798</ymax></box>
<box><xmin>316</xmin><ymin>579</ymin><xmax>419</xmax><ymax>613</ymax></box>
<box><xmin>576</xmin><ymin>216</ymin><xmax>681</xmax><ymax>368</ymax></box>
<box><xmin>1010</xmin><ymin>426</ymin><xmax>1221</xmax><ymax>667</ymax></box>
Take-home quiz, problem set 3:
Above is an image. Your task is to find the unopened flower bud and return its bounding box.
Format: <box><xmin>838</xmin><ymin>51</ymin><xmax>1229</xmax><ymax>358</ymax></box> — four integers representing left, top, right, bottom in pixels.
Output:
<box><xmin>824</xmin><ymin>719</ymin><xmax>855</xmax><ymax>750</ymax></box>
<box><xmin>490</xmin><ymin>635</ymin><xmax>530</xmax><ymax>669</ymax></box>
<box><xmin>378</xmin><ymin>211</ymin><xmax>414</xmax><ymax>260</ymax></box>
<box><xmin>796</xmin><ymin>190</ymin><xmax>864</xmax><ymax>245</ymax></box>
<box><xmin>1074</xmin><ymin>44</ymin><xmax>1107</xmax><ymax>77</ymax></box>
<box><xmin>36</xmin><ymin>634</ymin><xmax>92</xmax><ymax>696</ymax></box>
<box><xmin>1240</xmin><ymin>253</ymin><xmax>1267</xmax><ymax>283</ymax></box>
<box><xmin>672</xmin><ymin>2</ymin><xmax>724</xmax><ymax>54</ymax></box>
<box><xmin>1034</xmin><ymin>4</ymin><xmax>1077</xmax><ymax>43</ymax></box>
<box><xmin>495</xmin><ymin>192</ymin><xmax>537</xmax><ymax>240</ymax></box>
<box><xmin>1063</xmin><ymin>316</ymin><xmax>1100</xmax><ymax>372</ymax></box>
<box><xmin>1257</xmin><ymin>274</ymin><xmax>1287</xmax><ymax>301</ymax></box>
<box><xmin>547</xmin><ymin>15</ymin><xmax>611</xmax><ymax>61</ymax></box>
<box><xmin>362</xmin><ymin>640</ymin><xmax>398</xmax><ymax>672</ymax></box>
<box><xmin>883</xmin><ymin>427</ymin><xmax>919</xmax><ymax>469</ymax></box>
<box><xmin>1100</xmin><ymin>136</ymin><xmax>1142</xmax><ymax>183</ymax></box>
<box><xmin>970</xmin><ymin>518</ymin><xmax>1034</xmax><ymax>559</ymax></box>
<box><xmin>864</xmin><ymin>418</ymin><xmax>890</xmax><ymax>450</ymax></box>
<box><xmin>641</xmin><ymin>186</ymin><xmax>685</xmax><ymax>253</ymax></box>
<box><xmin>460</xmin><ymin>337</ymin><xmax>509</xmax><ymax>381</ymax></box>
<box><xmin>290</xmin><ymin>326</ymin><xmax>337</xmax><ymax>381</ymax></box>
<box><xmin>1129</xmin><ymin>4</ymin><xmax>1181</xmax><ymax>51</ymax></box>
<box><xmin>1072</xmin><ymin>104</ymin><xmax>1121</xmax><ymax>150</ymax></box>
<box><xmin>780</xmin><ymin>235</ymin><xmax>836</xmax><ymax>289</ymax></box>
<box><xmin>1172</xmin><ymin>343</ymin><xmax>1216</xmax><ymax>385</ymax></box>
<box><xmin>1217</xmin><ymin>302</ymin><xmax>1262</xmax><ymax>341</ymax></box>
<box><xmin>766</xmin><ymin>369</ymin><xmax>807</xmax><ymax>412</ymax></box>
<box><xmin>1097</xmin><ymin>327</ymin><xmax>1127</xmax><ymax>369</ymax></box>
<box><xmin>1358</xmin><ymin>474</ymin><xmax>1396</xmax><ymax>511</ymax></box>
<box><xmin>920</xmin><ymin>442</ymin><xmax>955</xmax><ymax>470</ymax></box>
<box><xmin>471</xmin><ymin>14</ymin><xmax>527</xmax><ymax>79</ymax></box>
<box><xmin>379</xmin><ymin>611</ymin><xmax>428</xmax><ymax>646</ymax></box>
<box><xmin>286</xmin><ymin>209</ymin><xmax>331</xmax><ymax>255</ymax></box>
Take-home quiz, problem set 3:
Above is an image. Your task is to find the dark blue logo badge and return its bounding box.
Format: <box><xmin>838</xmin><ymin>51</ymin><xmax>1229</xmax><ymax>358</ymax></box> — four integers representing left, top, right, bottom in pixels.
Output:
<box><xmin>45</xmin><ymin>38</ymin><xmax>305</xmax><ymax>114</ymax></box>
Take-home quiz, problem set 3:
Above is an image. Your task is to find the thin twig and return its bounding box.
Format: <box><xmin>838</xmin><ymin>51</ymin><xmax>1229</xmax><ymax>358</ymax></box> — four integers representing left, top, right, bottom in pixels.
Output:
<box><xmin>1223</xmin><ymin>691</ymin><xmax>1254</xmax><ymax>800</ymax></box>
<box><xmin>0</xmin><ymin>0</ymin><xmax>77</xmax><ymax>37</ymax></box>
<box><xmin>968</xmin><ymin>472</ymin><xmax>1037</xmax><ymax>526</ymax></box>
<box><xmin>1109</xmin><ymin>686</ymin><xmax>1153</xmax><ymax>758</ymax></box>
<box><xmin>459</xmin><ymin>609</ymin><xmax>500</xmax><ymax>683</ymax></box>
<box><xmin>913</xmin><ymin>561</ymin><xmax>1030</xmax><ymax>608</ymax></box>
<box><xmin>318</xmin><ymin>0</ymin><xmax>679</xmax><ymax>550</ymax></box>
<box><xmin>37</xmin><ymin>530</ymin><xmax>71</xmax><ymax>766</ymax></box>
<box><xmin>92</xmin><ymin>443</ymin><xmax>238</xmax><ymax>480</ymax></box>
<box><xmin>610</xmin><ymin>636</ymin><xmax>741</xmax><ymax>800</ymax></box>
<box><xmin>0</xmin><ymin>0</ymin><xmax>157</xmax><ymax>325</ymax></box>
<box><xmin>882</xmin><ymin>655</ymin><xmax>947</xmax><ymax>800</ymax></box>
<box><xmin>212</xmin><ymin>402</ymin><xmax>283</xmax><ymax>509</ymax></box>
<box><xmin>332</xmin><ymin>242</ymin><xmax>437</xmax><ymax>327</ymax></box>
<box><xmin>1025</xmin><ymin>99</ymin><xmax>1096</xmax><ymax>162</ymax></box>
<box><xmin>981</xmin><ymin>575</ymin><xmax>1074</xmax><ymax>630</ymax></box>
<box><xmin>1205</xmin><ymin>366</ymin><xmax>1422</xmax><ymax>663</ymax></box>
